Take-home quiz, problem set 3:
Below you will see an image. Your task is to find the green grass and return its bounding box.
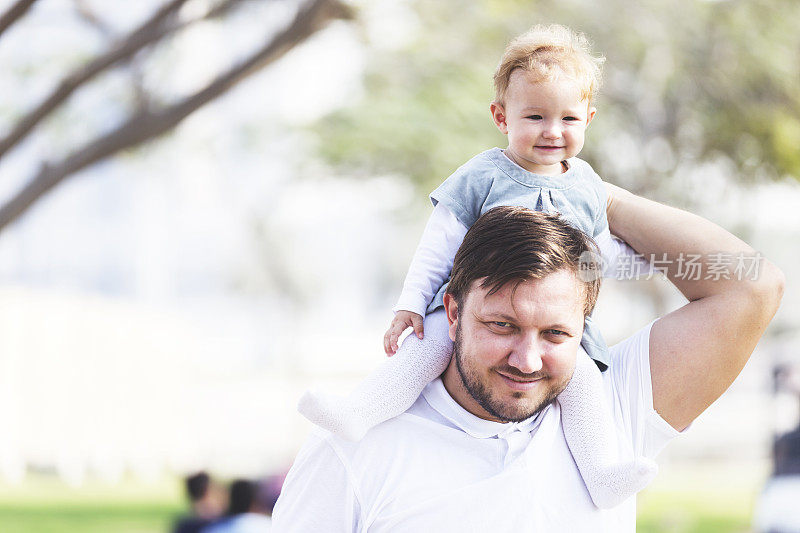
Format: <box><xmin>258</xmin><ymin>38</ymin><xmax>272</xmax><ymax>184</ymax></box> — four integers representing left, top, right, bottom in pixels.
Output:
<box><xmin>0</xmin><ymin>474</ymin><xmax>184</xmax><ymax>533</ymax></box>
<box><xmin>637</xmin><ymin>489</ymin><xmax>754</xmax><ymax>533</ymax></box>
<box><xmin>0</xmin><ymin>503</ymin><xmax>182</xmax><ymax>533</ymax></box>
<box><xmin>0</xmin><ymin>464</ymin><xmax>767</xmax><ymax>532</ymax></box>
<box><xmin>636</xmin><ymin>462</ymin><xmax>764</xmax><ymax>533</ymax></box>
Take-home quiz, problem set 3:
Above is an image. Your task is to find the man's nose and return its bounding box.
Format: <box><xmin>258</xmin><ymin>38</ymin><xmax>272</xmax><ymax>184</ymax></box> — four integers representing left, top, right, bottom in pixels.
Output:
<box><xmin>507</xmin><ymin>334</ymin><xmax>544</xmax><ymax>374</ymax></box>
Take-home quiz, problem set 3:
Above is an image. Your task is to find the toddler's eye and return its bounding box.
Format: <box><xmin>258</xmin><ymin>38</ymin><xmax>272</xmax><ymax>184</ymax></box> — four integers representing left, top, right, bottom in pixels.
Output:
<box><xmin>527</xmin><ymin>115</ymin><xmax>542</xmax><ymax>120</ymax></box>
<box><xmin>563</xmin><ymin>116</ymin><xmax>579</xmax><ymax>122</ymax></box>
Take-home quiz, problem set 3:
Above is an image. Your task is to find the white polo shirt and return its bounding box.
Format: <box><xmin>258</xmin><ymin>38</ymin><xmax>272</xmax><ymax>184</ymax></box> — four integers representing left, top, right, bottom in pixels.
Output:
<box><xmin>273</xmin><ymin>322</ymin><xmax>681</xmax><ymax>532</ymax></box>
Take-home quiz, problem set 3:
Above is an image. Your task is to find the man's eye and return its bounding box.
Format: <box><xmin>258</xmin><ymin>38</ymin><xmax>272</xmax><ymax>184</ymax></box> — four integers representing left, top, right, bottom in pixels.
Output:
<box><xmin>546</xmin><ymin>329</ymin><xmax>568</xmax><ymax>336</ymax></box>
<box><xmin>493</xmin><ymin>321</ymin><xmax>513</xmax><ymax>328</ymax></box>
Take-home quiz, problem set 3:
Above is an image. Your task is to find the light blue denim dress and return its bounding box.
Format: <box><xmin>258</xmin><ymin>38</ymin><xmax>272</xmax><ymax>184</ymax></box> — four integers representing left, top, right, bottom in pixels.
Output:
<box><xmin>427</xmin><ymin>147</ymin><xmax>611</xmax><ymax>370</ymax></box>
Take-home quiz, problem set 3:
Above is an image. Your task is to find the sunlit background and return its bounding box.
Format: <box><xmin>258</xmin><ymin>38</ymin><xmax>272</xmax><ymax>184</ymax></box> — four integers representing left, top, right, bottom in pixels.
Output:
<box><xmin>0</xmin><ymin>0</ymin><xmax>798</xmax><ymax>531</ymax></box>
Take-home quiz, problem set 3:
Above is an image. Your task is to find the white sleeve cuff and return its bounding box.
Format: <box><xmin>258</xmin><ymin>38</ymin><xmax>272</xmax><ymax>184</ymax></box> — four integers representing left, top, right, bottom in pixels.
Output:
<box><xmin>595</xmin><ymin>229</ymin><xmax>654</xmax><ymax>279</ymax></box>
<box><xmin>392</xmin><ymin>292</ymin><xmax>430</xmax><ymax>317</ymax></box>
<box><xmin>393</xmin><ymin>204</ymin><xmax>468</xmax><ymax>315</ymax></box>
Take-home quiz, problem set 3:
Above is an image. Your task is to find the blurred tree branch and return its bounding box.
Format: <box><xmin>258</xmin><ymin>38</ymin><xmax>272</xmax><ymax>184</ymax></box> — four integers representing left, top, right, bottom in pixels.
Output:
<box><xmin>71</xmin><ymin>0</ymin><xmax>113</xmax><ymax>38</ymax></box>
<box><xmin>1</xmin><ymin>0</ymin><xmax>194</xmax><ymax>159</ymax></box>
<box><xmin>0</xmin><ymin>0</ymin><xmax>354</xmax><ymax>231</ymax></box>
<box><xmin>0</xmin><ymin>0</ymin><xmax>38</xmax><ymax>40</ymax></box>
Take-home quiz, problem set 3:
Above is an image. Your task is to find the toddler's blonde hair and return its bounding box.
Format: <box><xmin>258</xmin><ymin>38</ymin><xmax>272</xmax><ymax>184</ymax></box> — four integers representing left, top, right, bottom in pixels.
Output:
<box><xmin>493</xmin><ymin>24</ymin><xmax>605</xmax><ymax>105</ymax></box>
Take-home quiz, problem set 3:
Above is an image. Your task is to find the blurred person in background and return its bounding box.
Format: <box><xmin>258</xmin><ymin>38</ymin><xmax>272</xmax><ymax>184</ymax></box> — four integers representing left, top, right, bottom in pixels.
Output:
<box><xmin>273</xmin><ymin>187</ymin><xmax>785</xmax><ymax>531</ymax></box>
<box><xmin>172</xmin><ymin>471</ymin><xmax>226</xmax><ymax>533</ymax></box>
<box><xmin>203</xmin><ymin>479</ymin><xmax>273</xmax><ymax>533</ymax></box>
<box><xmin>754</xmin><ymin>364</ymin><xmax>800</xmax><ymax>533</ymax></box>
<box><xmin>257</xmin><ymin>474</ymin><xmax>286</xmax><ymax>517</ymax></box>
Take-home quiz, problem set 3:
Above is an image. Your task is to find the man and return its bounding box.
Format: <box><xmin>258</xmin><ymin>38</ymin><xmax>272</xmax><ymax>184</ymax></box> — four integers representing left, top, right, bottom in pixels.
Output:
<box><xmin>204</xmin><ymin>479</ymin><xmax>274</xmax><ymax>533</ymax></box>
<box><xmin>272</xmin><ymin>186</ymin><xmax>784</xmax><ymax>531</ymax></box>
<box><xmin>171</xmin><ymin>471</ymin><xmax>225</xmax><ymax>533</ymax></box>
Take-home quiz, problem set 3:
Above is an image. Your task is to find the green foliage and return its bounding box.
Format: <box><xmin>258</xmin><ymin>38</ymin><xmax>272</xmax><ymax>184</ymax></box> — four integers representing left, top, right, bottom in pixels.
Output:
<box><xmin>315</xmin><ymin>25</ymin><xmax>505</xmax><ymax>193</ymax></box>
<box><xmin>313</xmin><ymin>0</ymin><xmax>800</xmax><ymax>198</ymax></box>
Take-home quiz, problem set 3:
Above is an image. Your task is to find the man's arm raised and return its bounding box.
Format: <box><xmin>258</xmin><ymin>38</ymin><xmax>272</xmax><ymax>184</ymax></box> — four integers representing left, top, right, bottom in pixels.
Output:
<box><xmin>606</xmin><ymin>184</ymin><xmax>785</xmax><ymax>432</ymax></box>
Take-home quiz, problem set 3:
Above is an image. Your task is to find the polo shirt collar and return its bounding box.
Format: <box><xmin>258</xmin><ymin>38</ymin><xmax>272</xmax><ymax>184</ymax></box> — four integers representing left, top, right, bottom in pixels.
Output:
<box><xmin>421</xmin><ymin>378</ymin><xmax>546</xmax><ymax>439</ymax></box>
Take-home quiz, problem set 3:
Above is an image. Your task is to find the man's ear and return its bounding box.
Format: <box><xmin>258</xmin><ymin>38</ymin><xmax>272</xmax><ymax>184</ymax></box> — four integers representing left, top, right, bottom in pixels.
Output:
<box><xmin>490</xmin><ymin>102</ymin><xmax>509</xmax><ymax>135</ymax></box>
<box><xmin>443</xmin><ymin>293</ymin><xmax>459</xmax><ymax>342</ymax></box>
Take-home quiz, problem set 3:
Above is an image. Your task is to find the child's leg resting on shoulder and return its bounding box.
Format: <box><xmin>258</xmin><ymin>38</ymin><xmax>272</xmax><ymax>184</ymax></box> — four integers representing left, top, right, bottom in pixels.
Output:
<box><xmin>298</xmin><ymin>308</ymin><xmax>452</xmax><ymax>441</ymax></box>
<box><xmin>558</xmin><ymin>342</ymin><xmax>658</xmax><ymax>508</ymax></box>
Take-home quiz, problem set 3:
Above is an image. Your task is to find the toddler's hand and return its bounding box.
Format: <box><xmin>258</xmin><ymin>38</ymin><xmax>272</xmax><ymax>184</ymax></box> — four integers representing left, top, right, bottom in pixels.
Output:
<box><xmin>383</xmin><ymin>311</ymin><xmax>424</xmax><ymax>356</ymax></box>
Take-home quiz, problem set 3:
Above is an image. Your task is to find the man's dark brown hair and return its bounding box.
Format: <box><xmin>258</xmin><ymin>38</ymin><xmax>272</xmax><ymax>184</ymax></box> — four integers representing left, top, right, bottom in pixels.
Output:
<box><xmin>445</xmin><ymin>206</ymin><xmax>601</xmax><ymax>316</ymax></box>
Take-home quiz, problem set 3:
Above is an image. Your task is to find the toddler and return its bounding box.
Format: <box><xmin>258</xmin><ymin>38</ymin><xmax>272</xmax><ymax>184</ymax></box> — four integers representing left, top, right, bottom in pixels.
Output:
<box><xmin>299</xmin><ymin>24</ymin><xmax>657</xmax><ymax>509</ymax></box>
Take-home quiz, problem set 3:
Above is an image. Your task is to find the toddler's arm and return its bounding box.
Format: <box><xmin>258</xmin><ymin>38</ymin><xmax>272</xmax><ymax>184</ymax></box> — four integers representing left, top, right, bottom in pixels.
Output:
<box><xmin>591</xmin><ymin>180</ymin><xmax>653</xmax><ymax>279</ymax></box>
<box><xmin>595</xmin><ymin>229</ymin><xmax>654</xmax><ymax>279</ymax></box>
<box><xmin>385</xmin><ymin>204</ymin><xmax>467</xmax><ymax>354</ymax></box>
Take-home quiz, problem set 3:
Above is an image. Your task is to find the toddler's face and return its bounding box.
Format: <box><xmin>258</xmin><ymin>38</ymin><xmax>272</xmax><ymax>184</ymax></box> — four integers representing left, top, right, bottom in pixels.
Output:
<box><xmin>491</xmin><ymin>70</ymin><xmax>596</xmax><ymax>175</ymax></box>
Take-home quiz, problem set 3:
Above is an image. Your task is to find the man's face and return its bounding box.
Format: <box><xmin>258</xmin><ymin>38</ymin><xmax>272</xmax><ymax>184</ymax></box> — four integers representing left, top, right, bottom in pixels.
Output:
<box><xmin>442</xmin><ymin>270</ymin><xmax>585</xmax><ymax>423</ymax></box>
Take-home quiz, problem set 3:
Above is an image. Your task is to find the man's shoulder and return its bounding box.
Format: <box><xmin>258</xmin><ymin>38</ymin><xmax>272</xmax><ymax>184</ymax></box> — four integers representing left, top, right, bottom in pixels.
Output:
<box><xmin>604</xmin><ymin>319</ymin><xmax>684</xmax><ymax>458</ymax></box>
<box><xmin>606</xmin><ymin>321</ymin><xmax>654</xmax><ymax>367</ymax></box>
<box><xmin>602</xmin><ymin>322</ymin><xmax>654</xmax><ymax>392</ymax></box>
<box><xmin>277</xmin><ymin>400</ymin><xmax>449</xmax><ymax>530</ymax></box>
<box><xmin>322</xmin><ymin>397</ymin><xmax>444</xmax><ymax>455</ymax></box>
<box><xmin>307</xmin><ymin>393</ymin><xmax>456</xmax><ymax>478</ymax></box>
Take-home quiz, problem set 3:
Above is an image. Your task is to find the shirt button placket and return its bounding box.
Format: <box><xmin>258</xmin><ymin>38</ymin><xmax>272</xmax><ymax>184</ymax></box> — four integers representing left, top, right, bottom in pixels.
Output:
<box><xmin>501</xmin><ymin>426</ymin><xmax>530</xmax><ymax>466</ymax></box>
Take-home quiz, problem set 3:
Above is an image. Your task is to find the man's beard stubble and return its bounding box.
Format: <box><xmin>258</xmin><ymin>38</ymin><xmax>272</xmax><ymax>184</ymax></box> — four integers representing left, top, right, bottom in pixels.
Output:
<box><xmin>453</xmin><ymin>321</ymin><xmax>566</xmax><ymax>423</ymax></box>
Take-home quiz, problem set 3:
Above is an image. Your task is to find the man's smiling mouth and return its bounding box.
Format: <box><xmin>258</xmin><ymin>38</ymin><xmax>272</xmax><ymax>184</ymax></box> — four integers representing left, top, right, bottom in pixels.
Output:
<box><xmin>496</xmin><ymin>371</ymin><xmax>543</xmax><ymax>390</ymax></box>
